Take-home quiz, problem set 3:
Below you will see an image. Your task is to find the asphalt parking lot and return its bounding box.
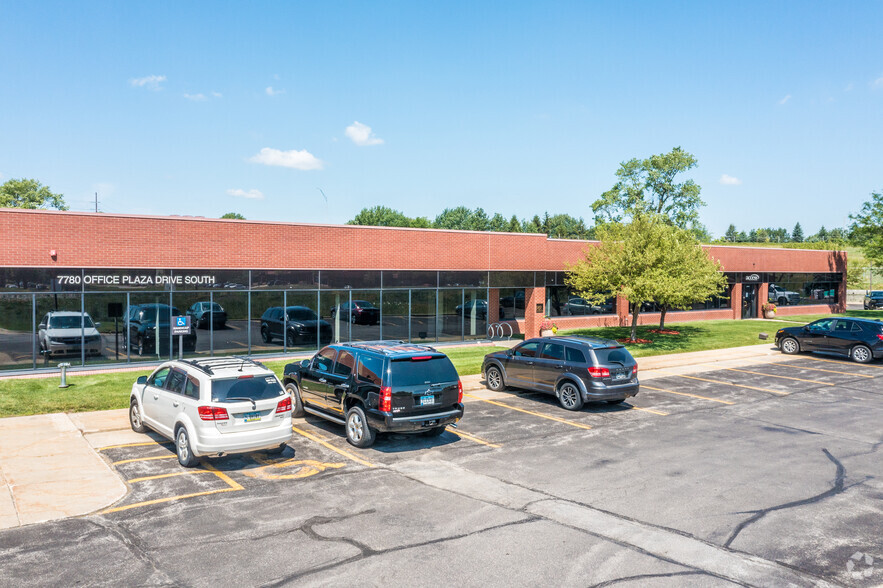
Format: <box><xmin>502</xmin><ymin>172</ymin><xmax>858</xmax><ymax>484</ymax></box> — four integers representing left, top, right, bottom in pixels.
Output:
<box><xmin>1</xmin><ymin>355</ymin><xmax>882</xmax><ymax>587</ymax></box>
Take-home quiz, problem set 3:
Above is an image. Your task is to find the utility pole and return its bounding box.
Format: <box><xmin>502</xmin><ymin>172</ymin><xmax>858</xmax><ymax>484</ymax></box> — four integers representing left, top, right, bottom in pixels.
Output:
<box><xmin>94</xmin><ymin>192</ymin><xmax>98</xmax><ymax>213</ymax></box>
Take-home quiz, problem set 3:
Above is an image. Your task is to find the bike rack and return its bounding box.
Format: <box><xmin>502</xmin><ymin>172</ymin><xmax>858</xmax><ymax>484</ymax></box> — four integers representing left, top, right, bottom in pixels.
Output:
<box><xmin>486</xmin><ymin>322</ymin><xmax>513</xmax><ymax>341</ymax></box>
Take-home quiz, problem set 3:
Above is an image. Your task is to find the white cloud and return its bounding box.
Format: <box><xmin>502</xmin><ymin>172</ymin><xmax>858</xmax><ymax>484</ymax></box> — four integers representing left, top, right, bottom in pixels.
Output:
<box><xmin>265</xmin><ymin>86</ymin><xmax>285</xmax><ymax>96</ymax></box>
<box><xmin>719</xmin><ymin>174</ymin><xmax>742</xmax><ymax>186</ymax></box>
<box><xmin>874</xmin><ymin>76</ymin><xmax>883</xmax><ymax>88</ymax></box>
<box><xmin>248</xmin><ymin>147</ymin><xmax>324</xmax><ymax>170</ymax></box>
<box><xmin>778</xmin><ymin>94</ymin><xmax>791</xmax><ymax>105</ymax></box>
<box><xmin>227</xmin><ymin>188</ymin><xmax>265</xmax><ymax>200</ymax></box>
<box><xmin>211</xmin><ymin>91</ymin><xmax>222</xmax><ymax>98</ymax></box>
<box><xmin>130</xmin><ymin>75</ymin><xmax>166</xmax><ymax>90</ymax></box>
<box><xmin>183</xmin><ymin>93</ymin><xmax>207</xmax><ymax>101</ymax></box>
<box><xmin>345</xmin><ymin>121</ymin><xmax>384</xmax><ymax>146</ymax></box>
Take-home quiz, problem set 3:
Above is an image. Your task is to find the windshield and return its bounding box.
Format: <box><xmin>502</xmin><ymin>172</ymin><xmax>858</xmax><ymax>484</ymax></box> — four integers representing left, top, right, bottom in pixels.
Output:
<box><xmin>388</xmin><ymin>356</ymin><xmax>459</xmax><ymax>386</ymax></box>
<box><xmin>287</xmin><ymin>307</ymin><xmax>318</xmax><ymax>321</ymax></box>
<box><xmin>871</xmin><ymin>291</ymin><xmax>883</xmax><ymax>298</ymax></box>
<box><xmin>593</xmin><ymin>348</ymin><xmax>633</xmax><ymax>365</ymax></box>
<box><xmin>354</xmin><ymin>300</ymin><xmax>377</xmax><ymax>309</ymax></box>
<box><xmin>48</xmin><ymin>315</ymin><xmax>95</xmax><ymax>329</ymax></box>
<box><xmin>211</xmin><ymin>376</ymin><xmax>285</xmax><ymax>402</ymax></box>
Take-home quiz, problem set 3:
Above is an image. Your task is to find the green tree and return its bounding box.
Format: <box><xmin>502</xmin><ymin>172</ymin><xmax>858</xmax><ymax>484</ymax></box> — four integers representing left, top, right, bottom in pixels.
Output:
<box><xmin>489</xmin><ymin>213</ymin><xmax>508</xmax><ymax>232</ymax></box>
<box><xmin>724</xmin><ymin>224</ymin><xmax>738</xmax><ymax>242</ymax></box>
<box><xmin>791</xmin><ymin>222</ymin><xmax>804</xmax><ymax>242</ymax></box>
<box><xmin>850</xmin><ymin>191</ymin><xmax>883</xmax><ymax>266</ymax></box>
<box><xmin>433</xmin><ymin>206</ymin><xmax>473</xmax><ymax>230</ymax></box>
<box><xmin>221</xmin><ymin>212</ymin><xmax>245</xmax><ymax>219</ymax></box>
<box><xmin>349</xmin><ymin>206</ymin><xmax>414</xmax><ymax>227</ymax></box>
<box><xmin>507</xmin><ymin>215</ymin><xmax>522</xmax><ymax>233</ymax></box>
<box><xmin>688</xmin><ymin>220</ymin><xmax>713</xmax><ymax>243</ymax></box>
<box><xmin>468</xmin><ymin>208</ymin><xmax>490</xmax><ymax>231</ymax></box>
<box><xmin>545</xmin><ymin>214</ymin><xmax>590</xmax><ymax>239</ymax></box>
<box><xmin>592</xmin><ymin>147</ymin><xmax>703</xmax><ymax>228</ymax></box>
<box><xmin>521</xmin><ymin>218</ymin><xmax>539</xmax><ymax>233</ymax></box>
<box><xmin>0</xmin><ymin>178</ymin><xmax>67</xmax><ymax>210</ymax></box>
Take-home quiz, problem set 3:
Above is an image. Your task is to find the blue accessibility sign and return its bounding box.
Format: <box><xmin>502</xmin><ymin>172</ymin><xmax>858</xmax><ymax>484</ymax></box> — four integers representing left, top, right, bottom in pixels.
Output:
<box><xmin>172</xmin><ymin>315</ymin><xmax>191</xmax><ymax>335</ymax></box>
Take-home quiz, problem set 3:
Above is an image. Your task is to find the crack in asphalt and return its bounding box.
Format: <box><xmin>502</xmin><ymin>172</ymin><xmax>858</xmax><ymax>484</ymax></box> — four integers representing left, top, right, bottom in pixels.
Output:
<box><xmin>260</xmin><ymin>516</ymin><xmax>540</xmax><ymax>586</ymax></box>
<box><xmin>586</xmin><ymin>570</ymin><xmax>723</xmax><ymax>587</ymax></box>
<box><xmin>724</xmin><ymin>448</ymin><xmax>845</xmax><ymax>548</ymax></box>
<box><xmin>90</xmin><ymin>518</ymin><xmax>181</xmax><ymax>586</ymax></box>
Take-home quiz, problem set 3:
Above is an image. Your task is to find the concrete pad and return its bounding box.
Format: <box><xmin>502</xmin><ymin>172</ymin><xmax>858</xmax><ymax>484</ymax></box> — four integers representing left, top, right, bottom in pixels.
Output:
<box><xmin>83</xmin><ymin>428</ymin><xmax>164</xmax><ymax>450</ymax></box>
<box><xmin>68</xmin><ymin>409</ymin><xmax>128</xmax><ymax>434</ymax></box>
<box><xmin>0</xmin><ymin>469</ymin><xmax>19</xmax><ymax>528</ymax></box>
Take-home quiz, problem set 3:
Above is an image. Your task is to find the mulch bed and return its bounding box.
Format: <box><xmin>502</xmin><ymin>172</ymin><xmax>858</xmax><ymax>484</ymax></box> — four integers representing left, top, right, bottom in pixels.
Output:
<box><xmin>617</xmin><ymin>338</ymin><xmax>653</xmax><ymax>345</ymax></box>
<box><xmin>648</xmin><ymin>329</ymin><xmax>680</xmax><ymax>335</ymax></box>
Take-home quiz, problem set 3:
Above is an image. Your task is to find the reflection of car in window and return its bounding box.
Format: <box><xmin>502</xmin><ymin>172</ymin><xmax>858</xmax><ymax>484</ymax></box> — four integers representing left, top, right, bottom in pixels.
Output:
<box><xmin>455</xmin><ymin>299</ymin><xmax>488</xmax><ymax>320</ymax></box>
<box><xmin>186</xmin><ymin>301</ymin><xmax>227</xmax><ymax>329</ymax></box>
<box><xmin>864</xmin><ymin>291</ymin><xmax>883</xmax><ymax>310</ymax></box>
<box><xmin>124</xmin><ymin>304</ymin><xmax>197</xmax><ymax>356</ymax></box>
<box><xmin>563</xmin><ymin>297</ymin><xmax>613</xmax><ymax>315</ymax></box>
<box><xmin>768</xmin><ymin>284</ymin><xmax>800</xmax><ymax>305</ymax></box>
<box><xmin>260</xmin><ymin>306</ymin><xmax>333</xmax><ymax>346</ymax></box>
<box><xmin>38</xmin><ymin>311</ymin><xmax>103</xmax><ymax>357</ymax></box>
<box><xmin>329</xmin><ymin>300</ymin><xmax>379</xmax><ymax>325</ymax></box>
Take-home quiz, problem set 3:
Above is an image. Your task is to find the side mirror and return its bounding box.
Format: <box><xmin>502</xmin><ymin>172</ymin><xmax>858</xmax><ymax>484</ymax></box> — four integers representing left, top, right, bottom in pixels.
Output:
<box><xmin>136</xmin><ymin>376</ymin><xmax>148</xmax><ymax>385</ymax></box>
<box><xmin>300</xmin><ymin>359</ymin><xmax>310</xmax><ymax>368</ymax></box>
<box><xmin>38</xmin><ymin>323</ymin><xmax>46</xmax><ymax>330</ymax></box>
<box><xmin>94</xmin><ymin>322</ymin><xmax>101</xmax><ymax>328</ymax></box>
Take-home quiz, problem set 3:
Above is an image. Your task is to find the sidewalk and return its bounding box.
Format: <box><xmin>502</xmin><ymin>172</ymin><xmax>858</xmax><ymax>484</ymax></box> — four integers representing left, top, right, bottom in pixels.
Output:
<box><xmin>0</xmin><ymin>343</ymin><xmax>788</xmax><ymax>530</ymax></box>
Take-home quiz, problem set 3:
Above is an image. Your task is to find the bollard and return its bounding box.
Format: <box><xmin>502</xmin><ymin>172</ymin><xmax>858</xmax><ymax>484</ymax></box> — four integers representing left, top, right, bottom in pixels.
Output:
<box><xmin>758</xmin><ymin>333</ymin><xmax>768</xmax><ymax>340</ymax></box>
<box><xmin>58</xmin><ymin>362</ymin><xmax>71</xmax><ymax>388</ymax></box>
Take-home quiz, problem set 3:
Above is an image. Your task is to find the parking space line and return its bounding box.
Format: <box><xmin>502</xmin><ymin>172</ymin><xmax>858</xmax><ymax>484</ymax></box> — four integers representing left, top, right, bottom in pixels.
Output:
<box><xmin>628</xmin><ymin>406</ymin><xmax>668</xmax><ymax>416</ymax></box>
<box><xmin>642</xmin><ymin>385</ymin><xmax>734</xmax><ymax>405</ymax></box>
<box><xmin>201</xmin><ymin>462</ymin><xmax>245</xmax><ymax>491</ymax></box>
<box><xmin>724</xmin><ymin>367</ymin><xmax>834</xmax><ymax>386</ymax></box>
<box><xmin>98</xmin><ymin>441</ymin><xmax>173</xmax><ymax>451</ymax></box>
<box><xmin>291</xmin><ymin>425</ymin><xmax>377</xmax><ymax>468</ymax></box>
<box><xmin>464</xmin><ymin>393</ymin><xmax>593</xmax><ymax>430</ymax></box>
<box><xmin>676</xmin><ymin>374</ymin><xmax>788</xmax><ymax>395</ymax></box>
<box><xmin>127</xmin><ymin>470</ymin><xmax>210</xmax><ymax>483</ymax></box>
<box><xmin>448</xmin><ymin>427</ymin><xmax>501</xmax><ymax>448</ymax></box>
<box><xmin>770</xmin><ymin>362</ymin><xmax>874</xmax><ymax>378</ymax></box>
<box><xmin>803</xmin><ymin>356</ymin><xmax>883</xmax><ymax>370</ymax></box>
<box><xmin>112</xmin><ymin>455</ymin><xmax>178</xmax><ymax>465</ymax></box>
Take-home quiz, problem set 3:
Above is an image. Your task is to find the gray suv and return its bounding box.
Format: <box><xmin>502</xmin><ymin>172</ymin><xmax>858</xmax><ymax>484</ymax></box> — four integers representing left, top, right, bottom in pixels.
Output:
<box><xmin>481</xmin><ymin>336</ymin><xmax>639</xmax><ymax>410</ymax></box>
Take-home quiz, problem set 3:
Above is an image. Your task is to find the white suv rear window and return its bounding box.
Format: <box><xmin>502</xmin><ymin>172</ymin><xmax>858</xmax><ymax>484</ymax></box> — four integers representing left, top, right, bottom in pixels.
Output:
<box><xmin>211</xmin><ymin>376</ymin><xmax>284</xmax><ymax>402</ymax></box>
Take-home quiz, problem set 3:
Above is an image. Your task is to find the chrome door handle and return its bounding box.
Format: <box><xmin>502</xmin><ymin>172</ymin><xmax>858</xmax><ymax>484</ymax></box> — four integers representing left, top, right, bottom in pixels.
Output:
<box><xmin>153</xmin><ymin>394</ymin><xmax>159</xmax><ymax>400</ymax></box>
<box><xmin>319</xmin><ymin>378</ymin><xmax>327</xmax><ymax>383</ymax></box>
<box><xmin>555</xmin><ymin>364</ymin><xmax>564</xmax><ymax>368</ymax></box>
<box><xmin>173</xmin><ymin>401</ymin><xmax>179</xmax><ymax>407</ymax></box>
<box><xmin>338</xmin><ymin>383</ymin><xmax>349</xmax><ymax>390</ymax></box>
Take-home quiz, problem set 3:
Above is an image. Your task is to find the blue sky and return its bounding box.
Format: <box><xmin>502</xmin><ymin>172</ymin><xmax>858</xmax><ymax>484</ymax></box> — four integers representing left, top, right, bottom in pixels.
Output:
<box><xmin>1</xmin><ymin>1</ymin><xmax>881</xmax><ymax>238</ymax></box>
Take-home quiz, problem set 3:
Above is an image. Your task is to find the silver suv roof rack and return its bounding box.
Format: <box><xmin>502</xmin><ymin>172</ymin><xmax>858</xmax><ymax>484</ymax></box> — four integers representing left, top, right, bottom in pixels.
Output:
<box><xmin>180</xmin><ymin>356</ymin><xmax>268</xmax><ymax>376</ymax></box>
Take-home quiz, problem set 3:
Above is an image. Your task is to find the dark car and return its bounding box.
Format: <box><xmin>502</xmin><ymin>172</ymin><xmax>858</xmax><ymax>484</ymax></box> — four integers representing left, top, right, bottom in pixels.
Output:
<box><xmin>124</xmin><ymin>304</ymin><xmax>197</xmax><ymax>356</ymax></box>
<box><xmin>481</xmin><ymin>336</ymin><xmax>639</xmax><ymax>410</ymax></box>
<box><xmin>329</xmin><ymin>300</ymin><xmax>380</xmax><ymax>325</ymax></box>
<box><xmin>186</xmin><ymin>301</ymin><xmax>228</xmax><ymax>329</ymax></box>
<box><xmin>260</xmin><ymin>306</ymin><xmax>333</xmax><ymax>346</ymax></box>
<box><xmin>455</xmin><ymin>299</ymin><xmax>488</xmax><ymax>320</ymax></box>
<box><xmin>282</xmin><ymin>342</ymin><xmax>464</xmax><ymax>447</ymax></box>
<box><xmin>775</xmin><ymin>317</ymin><xmax>883</xmax><ymax>363</ymax></box>
<box><xmin>563</xmin><ymin>297</ymin><xmax>613</xmax><ymax>315</ymax></box>
<box><xmin>864</xmin><ymin>291</ymin><xmax>883</xmax><ymax>310</ymax></box>
<box><xmin>768</xmin><ymin>284</ymin><xmax>801</xmax><ymax>306</ymax></box>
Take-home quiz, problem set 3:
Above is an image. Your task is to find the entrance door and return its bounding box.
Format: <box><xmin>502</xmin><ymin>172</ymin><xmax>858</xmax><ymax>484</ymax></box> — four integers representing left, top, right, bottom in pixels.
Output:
<box><xmin>742</xmin><ymin>284</ymin><xmax>757</xmax><ymax>319</ymax></box>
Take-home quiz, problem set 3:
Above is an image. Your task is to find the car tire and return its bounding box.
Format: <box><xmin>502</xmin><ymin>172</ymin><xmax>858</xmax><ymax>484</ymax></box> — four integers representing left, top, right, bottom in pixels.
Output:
<box><xmin>485</xmin><ymin>366</ymin><xmax>505</xmax><ymax>391</ymax></box>
<box><xmin>266</xmin><ymin>443</ymin><xmax>287</xmax><ymax>455</ymax></box>
<box><xmin>286</xmin><ymin>332</ymin><xmax>296</xmax><ymax>347</ymax></box>
<box><xmin>852</xmin><ymin>344</ymin><xmax>873</xmax><ymax>364</ymax></box>
<box><xmin>261</xmin><ymin>326</ymin><xmax>271</xmax><ymax>343</ymax></box>
<box><xmin>129</xmin><ymin>399</ymin><xmax>147</xmax><ymax>433</ymax></box>
<box><xmin>423</xmin><ymin>426</ymin><xmax>447</xmax><ymax>438</ymax></box>
<box><xmin>345</xmin><ymin>405</ymin><xmax>376</xmax><ymax>448</ymax></box>
<box><xmin>558</xmin><ymin>381</ymin><xmax>584</xmax><ymax>411</ymax></box>
<box><xmin>780</xmin><ymin>337</ymin><xmax>800</xmax><ymax>355</ymax></box>
<box><xmin>778</xmin><ymin>297</ymin><xmax>787</xmax><ymax>306</ymax></box>
<box><xmin>286</xmin><ymin>382</ymin><xmax>305</xmax><ymax>417</ymax></box>
<box><xmin>175</xmin><ymin>426</ymin><xmax>199</xmax><ymax>468</ymax></box>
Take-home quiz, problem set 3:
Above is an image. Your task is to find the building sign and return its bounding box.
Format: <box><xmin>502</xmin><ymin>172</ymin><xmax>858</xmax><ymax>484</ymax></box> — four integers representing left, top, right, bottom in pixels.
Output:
<box><xmin>55</xmin><ymin>273</ymin><xmax>216</xmax><ymax>287</ymax></box>
<box><xmin>172</xmin><ymin>315</ymin><xmax>192</xmax><ymax>336</ymax></box>
<box><xmin>743</xmin><ymin>273</ymin><xmax>761</xmax><ymax>282</ymax></box>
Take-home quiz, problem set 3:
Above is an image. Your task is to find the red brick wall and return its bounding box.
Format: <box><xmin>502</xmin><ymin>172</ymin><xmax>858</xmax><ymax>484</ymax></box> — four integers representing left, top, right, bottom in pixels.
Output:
<box><xmin>0</xmin><ymin>209</ymin><xmax>847</xmax><ymax>275</ymax></box>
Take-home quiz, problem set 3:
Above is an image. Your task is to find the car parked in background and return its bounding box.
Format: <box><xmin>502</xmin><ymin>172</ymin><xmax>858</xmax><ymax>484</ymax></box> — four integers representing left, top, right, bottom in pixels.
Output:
<box><xmin>260</xmin><ymin>306</ymin><xmax>333</xmax><ymax>346</ymax></box>
<box><xmin>863</xmin><ymin>291</ymin><xmax>883</xmax><ymax>310</ymax></box>
<box><xmin>775</xmin><ymin>317</ymin><xmax>883</xmax><ymax>363</ymax></box>
<box><xmin>563</xmin><ymin>297</ymin><xmax>613</xmax><ymax>315</ymax></box>
<box><xmin>38</xmin><ymin>311</ymin><xmax>102</xmax><ymax>357</ymax></box>
<box><xmin>129</xmin><ymin>357</ymin><xmax>292</xmax><ymax>467</ymax></box>
<box><xmin>329</xmin><ymin>300</ymin><xmax>380</xmax><ymax>325</ymax></box>
<box><xmin>768</xmin><ymin>284</ymin><xmax>801</xmax><ymax>305</ymax></box>
<box><xmin>186</xmin><ymin>301</ymin><xmax>228</xmax><ymax>329</ymax></box>
<box><xmin>455</xmin><ymin>299</ymin><xmax>488</xmax><ymax>320</ymax></box>
<box><xmin>282</xmin><ymin>342</ymin><xmax>464</xmax><ymax>447</ymax></box>
<box><xmin>482</xmin><ymin>336</ymin><xmax>639</xmax><ymax>410</ymax></box>
<box><xmin>124</xmin><ymin>304</ymin><xmax>197</xmax><ymax>356</ymax></box>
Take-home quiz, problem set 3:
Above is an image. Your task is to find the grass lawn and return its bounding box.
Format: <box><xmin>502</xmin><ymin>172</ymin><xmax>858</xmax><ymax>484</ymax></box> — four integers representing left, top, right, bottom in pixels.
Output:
<box><xmin>0</xmin><ymin>345</ymin><xmax>509</xmax><ymax>418</ymax></box>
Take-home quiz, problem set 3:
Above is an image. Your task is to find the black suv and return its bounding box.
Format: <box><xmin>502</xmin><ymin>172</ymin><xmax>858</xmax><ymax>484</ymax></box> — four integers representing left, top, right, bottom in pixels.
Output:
<box><xmin>863</xmin><ymin>291</ymin><xmax>883</xmax><ymax>310</ymax></box>
<box><xmin>481</xmin><ymin>336</ymin><xmax>639</xmax><ymax>410</ymax></box>
<box><xmin>775</xmin><ymin>317</ymin><xmax>883</xmax><ymax>363</ymax></box>
<box><xmin>282</xmin><ymin>342</ymin><xmax>464</xmax><ymax>447</ymax></box>
<box><xmin>260</xmin><ymin>306</ymin><xmax>333</xmax><ymax>346</ymax></box>
<box><xmin>124</xmin><ymin>304</ymin><xmax>197</xmax><ymax>356</ymax></box>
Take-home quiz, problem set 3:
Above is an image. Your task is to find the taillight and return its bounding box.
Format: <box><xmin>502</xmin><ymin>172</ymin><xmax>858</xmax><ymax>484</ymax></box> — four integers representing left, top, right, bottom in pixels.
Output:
<box><xmin>379</xmin><ymin>386</ymin><xmax>392</xmax><ymax>412</ymax></box>
<box><xmin>238</xmin><ymin>374</ymin><xmax>254</xmax><ymax>379</ymax></box>
<box><xmin>198</xmin><ymin>406</ymin><xmax>229</xmax><ymax>421</ymax></box>
<box><xmin>877</xmin><ymin>334</ymin><xmax>883</xmax><ymax>341</ymax></box>
<box><xmin>632</xmin><ymin>365</ymin><xmax>638</xmax><ymax>375</ymax></box>
<box><xmin>410</xmin><ymin>355</ymin><xmax>432</xmax><ymax>361</ymax></box>
<box><xmin>457</xmin><ymin>379</ymin><xmax>463</xmax><ymax>403</ymax></box>
<box><xmin>587</xmin><ymin>366</ymin><xmax>610</xmax><ymax>378</ymax></box>
<box><xmin>276</xmin><ymin>397</ymin><xmax>292</xmax><ymax>413</ymax></box>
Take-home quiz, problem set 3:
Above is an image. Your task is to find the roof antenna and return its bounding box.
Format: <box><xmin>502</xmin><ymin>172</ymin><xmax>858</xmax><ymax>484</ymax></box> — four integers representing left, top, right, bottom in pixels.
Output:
<box><xmin>239</xmin><ymin>357</ymin><xmax>246</xmax><ymax>372</ymax></box>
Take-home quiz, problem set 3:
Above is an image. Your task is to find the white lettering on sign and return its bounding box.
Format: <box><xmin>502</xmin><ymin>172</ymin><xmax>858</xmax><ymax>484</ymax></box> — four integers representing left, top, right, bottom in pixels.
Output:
<box><xmin>57</xmin><ymin>274</ymin><xmax>217</xmax><ymax>287</ymax></box>
<box><xmin>745</xmin><ymin>273</ymin><xmax>760</xmax><ymax>281</ymax></box>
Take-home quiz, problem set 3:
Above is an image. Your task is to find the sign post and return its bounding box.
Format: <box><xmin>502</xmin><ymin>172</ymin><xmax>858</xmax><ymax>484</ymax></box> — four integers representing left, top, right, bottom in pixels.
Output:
<box><xmin>172</xmin><ymin>315</ymin><xmax>191</xmax><ymax>360</ymax></box>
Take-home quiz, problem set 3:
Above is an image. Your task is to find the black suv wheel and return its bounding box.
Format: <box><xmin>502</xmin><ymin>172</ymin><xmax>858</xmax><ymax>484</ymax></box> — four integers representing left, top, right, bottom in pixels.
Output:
<box><xmin>345</xmin><ymin>405</ymin><xmax>375</xmax><ymax>448</ymax></box>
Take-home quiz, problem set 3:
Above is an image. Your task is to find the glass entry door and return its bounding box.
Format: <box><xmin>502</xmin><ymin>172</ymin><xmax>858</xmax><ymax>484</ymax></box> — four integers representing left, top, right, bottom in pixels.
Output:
<box><xmin>742</xmin><ymin>284</ymin><xmax>757</xmax><ymax>319</ymax></box>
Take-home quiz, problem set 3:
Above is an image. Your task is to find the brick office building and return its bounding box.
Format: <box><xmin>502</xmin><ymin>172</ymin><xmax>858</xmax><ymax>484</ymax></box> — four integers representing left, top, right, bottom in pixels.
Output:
<box><xmin>0</xmin><ymin>209</ymin><xmax>846</xmax><ymax>372</ymax></box>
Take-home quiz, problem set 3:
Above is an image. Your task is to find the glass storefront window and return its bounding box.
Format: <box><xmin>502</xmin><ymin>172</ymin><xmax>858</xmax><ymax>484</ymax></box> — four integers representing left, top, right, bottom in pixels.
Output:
<box><xmin>210</xmin><ymin>291</ymin><xmax>249</xmax><ymax>357</ymax></box>
<box><xmin>381</xmin><ymin>290</ymin><xmax>409</xmax><ymax>342</ymax></box>
<box><xmin>463</xmin><ymin>289</ymin><xmax>488</xmax><ymax>339</ymax></box>
<box><xmin>382</xmin><ymin>271</ymin><xmax>437</xmax><ymax>288</ymax></box>
<box><xmin>438</xmin><ymin>290</ymin><xmax>463</xmax><ymax>341</ymax></box>
<box><xmin>0</xmin><ymin>294</ymin><xmax>36</xmax><ymax>371</ymax></box>
<box><xmin>249</xmin><ymin>291</ymin><xmax>284</xmax><ymax>355</ymax></box>
<box><xmin>497</xmin><ymin>288</ymin><xmax>525</xmax><ymax>320</ymax></box>
<box><xmin>84</xmin><ymin>293</ymin><xmax>129</xmax><ymax>365</ymax></box>
<box><xmin>348</xmin><ymin>290</ymin><xmax>381</xmax><ymax>342</ymax></box>
<box><xmin>546</xmin><ymin>286</ymin><xmax>615</xmax><ymax>317</ymax></box>
<box><xmin>321</xmin><ymin>290</ymin><xmax>351</xmax><ymax>343</ymax></box>
<box><xmin>411</xmin><ymin>290</ymin><xmax>436</xmax><ymax>343</ymax></box>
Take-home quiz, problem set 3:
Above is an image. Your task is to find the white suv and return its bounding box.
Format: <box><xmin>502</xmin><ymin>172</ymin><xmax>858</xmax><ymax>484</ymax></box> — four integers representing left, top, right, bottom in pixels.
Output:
<box><xmin>129</xmin><ymin>357</ymin><xmax>293</xmax><ymax>467</ymax></box>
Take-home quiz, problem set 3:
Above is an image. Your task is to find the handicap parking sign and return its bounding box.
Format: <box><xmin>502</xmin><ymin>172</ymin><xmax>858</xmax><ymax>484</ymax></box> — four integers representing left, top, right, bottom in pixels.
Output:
<box><xmin>172</xmin><ymin>315</ymin><xmax>191</xmax><ymax>335</ymax></box>
<box><xmin>176</xmin><ymin>317</ymin><xmax>187</xmax><ymax>327</ymax></box>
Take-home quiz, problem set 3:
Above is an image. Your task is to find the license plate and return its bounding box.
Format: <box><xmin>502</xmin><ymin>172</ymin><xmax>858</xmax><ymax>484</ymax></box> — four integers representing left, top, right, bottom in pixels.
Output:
<box><xmin>418</xmin><ymin>395</ymin><xmax>435</xmax><ymax>406</ymax></box>
<box><xmin>243</xmin><ymin>411</ymin><xmax>261</xmax><ymax>422</ymax></box>
<box><xmin>613</xmin><ymin>372</ymin><xmax>627</xmax><ymax>381</ymax></box>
